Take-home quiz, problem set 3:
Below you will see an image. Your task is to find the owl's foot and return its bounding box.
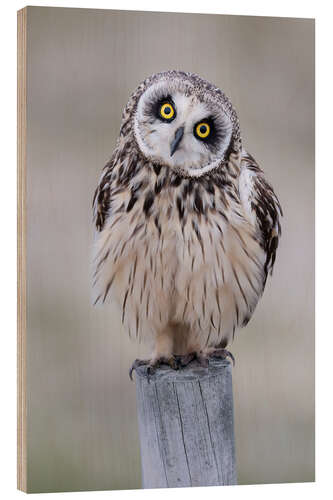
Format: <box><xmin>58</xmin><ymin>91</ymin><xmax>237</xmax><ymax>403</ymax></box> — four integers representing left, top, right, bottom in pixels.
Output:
<box><xmin>174</xmin><ymin>352</ymin><xmax>209</xmax><ymax>368</ymax></box>
<box><xmin>174</xmin><ymin>352</ymin><xmax>196</xmax><ymax>367</ymax></box>
<box><xmin>129</xmin><ymin>356</ymin><xmax>179</xmax><ymax>381</ymax></box>
<box><xmin>209</xmin><ymin>348</ymin><xmax>235</xmax><ymax>366</ymax></box>
<box><xmin>129</xmin><ymin>359</ymin><xmax>150</xmax><ymax>381</ymax></box>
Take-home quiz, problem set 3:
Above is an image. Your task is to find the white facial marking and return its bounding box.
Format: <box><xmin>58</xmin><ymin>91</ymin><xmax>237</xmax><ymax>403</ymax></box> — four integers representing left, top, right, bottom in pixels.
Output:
<box><xmin>134</xmin><ymin>78</ymin><xmax>233</xmax><ymax>177</ymax></box>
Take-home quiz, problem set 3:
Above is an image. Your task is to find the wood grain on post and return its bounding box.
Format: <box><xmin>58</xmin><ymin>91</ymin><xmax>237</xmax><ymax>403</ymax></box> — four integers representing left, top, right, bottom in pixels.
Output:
<box><xmin>134</xmin><ymin>358</ymin><xmax>237</xmax><ymax>488</ymax></box>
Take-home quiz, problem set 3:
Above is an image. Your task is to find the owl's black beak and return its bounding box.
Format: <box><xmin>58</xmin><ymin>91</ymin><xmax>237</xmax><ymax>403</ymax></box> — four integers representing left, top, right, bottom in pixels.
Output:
<box><xmin>170</xmin><ymin>126</ymin><xmax>184</xmax><ymax>157</ymax></box>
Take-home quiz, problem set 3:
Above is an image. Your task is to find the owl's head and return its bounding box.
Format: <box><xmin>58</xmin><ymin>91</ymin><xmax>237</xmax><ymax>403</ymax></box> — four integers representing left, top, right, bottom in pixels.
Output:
<box><xmin>130</xmin><ymin>71</ymin><xmax>241</xmax><ymax>177</ymax></box>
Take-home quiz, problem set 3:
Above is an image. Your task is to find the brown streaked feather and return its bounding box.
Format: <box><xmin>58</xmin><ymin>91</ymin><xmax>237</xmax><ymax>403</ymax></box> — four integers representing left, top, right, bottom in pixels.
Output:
<box><xmin>241</xmin><ymin>150</ymin><xmax>282</xmax><ymax>280</ymax></box>
<box><xmin>93</xmin><ymin>157</ymin><xmax>115</xmax><ymax>232</ymax></box>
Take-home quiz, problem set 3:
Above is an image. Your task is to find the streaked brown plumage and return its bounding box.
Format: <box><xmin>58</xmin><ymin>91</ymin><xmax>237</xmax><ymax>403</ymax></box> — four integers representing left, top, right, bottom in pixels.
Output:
<box><xmin>92</xmin><ymin>71</ymin><xmax>282</xmax><ymax>369</ymax></box>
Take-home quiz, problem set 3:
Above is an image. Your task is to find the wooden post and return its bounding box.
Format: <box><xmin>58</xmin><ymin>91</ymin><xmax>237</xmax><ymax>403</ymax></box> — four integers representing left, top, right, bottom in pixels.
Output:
<box><xmin>134</xmin><ymin>358</ymin><xmax>237</xmax><ymax>488</ymax></box>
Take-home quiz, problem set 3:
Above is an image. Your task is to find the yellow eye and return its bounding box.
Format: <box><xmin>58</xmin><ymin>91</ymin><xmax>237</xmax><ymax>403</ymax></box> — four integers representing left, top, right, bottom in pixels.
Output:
<box><xmin>160</xmin><ymin>102</ymin><xmax>175</xmax><ymax>120</ymax></box>
<box><xmin>195</xmin><ymin>122</ymin><xmax>210</xmax><ymax>139</ymax></box>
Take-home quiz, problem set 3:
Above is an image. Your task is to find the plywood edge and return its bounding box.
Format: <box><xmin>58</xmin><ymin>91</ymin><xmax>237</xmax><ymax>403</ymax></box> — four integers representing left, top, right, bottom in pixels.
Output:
<box><xmin>17</xmin><ymin>7</ymin><xmax>27</xmax><ymax>493</ymax></box>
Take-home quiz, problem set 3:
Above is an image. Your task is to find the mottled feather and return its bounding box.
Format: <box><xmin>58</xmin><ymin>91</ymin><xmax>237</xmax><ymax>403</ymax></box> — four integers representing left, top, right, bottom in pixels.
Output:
<box><xmin>92</xmin><ymin>71</ymin><xmax>282</xmax><ymax>361</ymax></box>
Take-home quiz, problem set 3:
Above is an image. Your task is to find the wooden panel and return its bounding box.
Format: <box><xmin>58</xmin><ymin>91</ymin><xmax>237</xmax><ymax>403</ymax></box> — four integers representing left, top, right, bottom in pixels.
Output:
<box><xmin>18</xmin><ymin>7</ymin><xmax>315</xmax><ymax>491</ymax></box>
<box><xmin>17</xmin><ymin>7</ymin><xmax>27</xmax><ymax>493</ymax></box>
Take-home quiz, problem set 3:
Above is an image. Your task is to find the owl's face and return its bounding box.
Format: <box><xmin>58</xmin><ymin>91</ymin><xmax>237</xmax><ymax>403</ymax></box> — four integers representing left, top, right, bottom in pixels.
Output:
<box><xmin>133</xmin><ymin>76</ymin><xmax>234</xmax><ymax>177</ymax></box>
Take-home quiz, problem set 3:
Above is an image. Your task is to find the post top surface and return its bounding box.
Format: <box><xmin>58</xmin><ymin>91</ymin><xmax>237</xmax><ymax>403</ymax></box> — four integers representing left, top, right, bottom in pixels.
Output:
<box><xmin>134</xmin><ymin>358</ymin><xmax>232</xmax><ymax>383</ymax></box>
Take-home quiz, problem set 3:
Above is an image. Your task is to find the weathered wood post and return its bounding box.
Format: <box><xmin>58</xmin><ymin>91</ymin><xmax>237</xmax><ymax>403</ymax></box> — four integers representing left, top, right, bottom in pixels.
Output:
<box><xmin>133</xmin><ymin>358</ymin><xmax>237</xmax><ymax>488</ymax></box>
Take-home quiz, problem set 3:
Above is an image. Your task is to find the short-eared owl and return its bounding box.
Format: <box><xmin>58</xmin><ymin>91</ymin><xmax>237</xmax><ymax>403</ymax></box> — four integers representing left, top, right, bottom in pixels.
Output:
<box><xmin>93</xmin><ymin>71</ymin><xmax>282</xmax><ymax>374</ymax></box>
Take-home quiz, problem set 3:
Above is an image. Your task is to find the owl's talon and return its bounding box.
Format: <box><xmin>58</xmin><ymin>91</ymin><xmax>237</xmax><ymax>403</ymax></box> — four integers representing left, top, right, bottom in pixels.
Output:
<box><xmin>209</xmin><ymin>348</ymin><xmax>235</xmax><ymax>366</ymax></box>
<box><xmin>167</xmin><ymin>356</ymin><xmax>180</xmax><ymax>370</ymax></box>
<box><xmin>151</xmin><ymin>356</ymin><xmax>179</xmax><ymax>371</ymax></box>
<box><xmin>148</xmin><ymin>357</ymin><xmax>178</xmax><ymax>382</ymax></box>
<box><xmin>196</xmin><ymin>353</ymin><xmax>209</xmax><ymax>368</ymax></box>
<box><xmin>175</xmin><ymin>352</ymin><xmax>196</xmax><ymax>367</ymax></box>
<box><xmin>175</xmin><ymin>352</ymin><xmax>209</xmax><ymax>368</ymax></box>
<box><xmin>130</xmin><ymin>349</ymin><xmax>234</xmax><ymax>381</ymax></box>
<box><xmin>131</xmin><ymin>356</ymin><xmax>179</xmax><ymax>383</ymax></box>
<box><xmin>129</xmin><ymin>358</ymin><xmax>150</xmax><ymax>381</ymax></box>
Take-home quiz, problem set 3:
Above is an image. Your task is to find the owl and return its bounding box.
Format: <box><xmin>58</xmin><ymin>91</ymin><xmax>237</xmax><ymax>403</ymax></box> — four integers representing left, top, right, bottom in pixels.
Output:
<box><xmin>92</xmin><ymin>71</ymin><xmax>282</xmax><ymax>376</ymax></box>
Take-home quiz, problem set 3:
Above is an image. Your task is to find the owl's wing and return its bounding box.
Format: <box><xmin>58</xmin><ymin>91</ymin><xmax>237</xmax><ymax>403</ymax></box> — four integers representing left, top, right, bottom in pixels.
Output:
<box><xmin>239</xmin><ymin>150</ymin><xmax>283</xmax><ymax>278</ymax></box>
<box><xmin>92</xmin><ymin>155</ymin><xmax>116</xmax><ymax>232</ymax></box>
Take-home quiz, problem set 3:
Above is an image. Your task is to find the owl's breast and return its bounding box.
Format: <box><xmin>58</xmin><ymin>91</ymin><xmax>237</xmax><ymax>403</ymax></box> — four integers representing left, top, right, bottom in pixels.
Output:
<box><xmin>93</xmin><ymin>166</ymin><xmax>267</xmax><ymax>344</ymax></box>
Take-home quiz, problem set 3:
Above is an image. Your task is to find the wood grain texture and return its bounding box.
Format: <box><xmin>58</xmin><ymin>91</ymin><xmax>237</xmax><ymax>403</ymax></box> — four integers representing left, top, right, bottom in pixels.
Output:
<box><xmin>134</xmin><ymin>359</ymin><xmax>237</xmax><ymax>488</ymax></box>
<box><xmin>17</xmin><ymin>7</ymin><xmax>27</xmax><ymax>492</ymax></box>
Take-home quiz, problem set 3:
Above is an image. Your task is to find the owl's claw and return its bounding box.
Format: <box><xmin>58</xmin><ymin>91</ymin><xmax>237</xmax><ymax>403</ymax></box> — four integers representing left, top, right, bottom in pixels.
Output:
<box><xmin>146</xmin><ymin>356</ymin><xmax>180</xmax><ymax>383</ymax></box>
<box><xmin>129</xmin><ymin>359</ymin><xmax>150</xmax><ymax>381</ymax></box>
<box><xmin>174</xmin><ymin>352</ymin><xmax>209</xmax><ymax>368</ymax></box>
<box><xmin>129</xmin><ymin>356</ymin><xmax>179</xmax><ymax>382</ymax></box>
<box><xmin>174</xmin><ymin>352</ymin><xmax>196</xmax><ymax>367</ymax></box>
<box><xmin>130</xmin><ymin>349</ymin><xmax>234</xmax><ymax>380</ymax></box>
<box><xmin>209</xmin><ymin>348</ymin><xmax>235</xmax><ymax>366</ymax></box>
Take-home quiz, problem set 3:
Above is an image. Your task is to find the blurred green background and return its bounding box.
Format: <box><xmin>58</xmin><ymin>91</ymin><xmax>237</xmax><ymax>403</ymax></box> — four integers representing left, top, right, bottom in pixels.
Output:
<box><xmin>25</xmin><ymin>7</ymin><xmax>315</xmax><ymax>492</ymax></box>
